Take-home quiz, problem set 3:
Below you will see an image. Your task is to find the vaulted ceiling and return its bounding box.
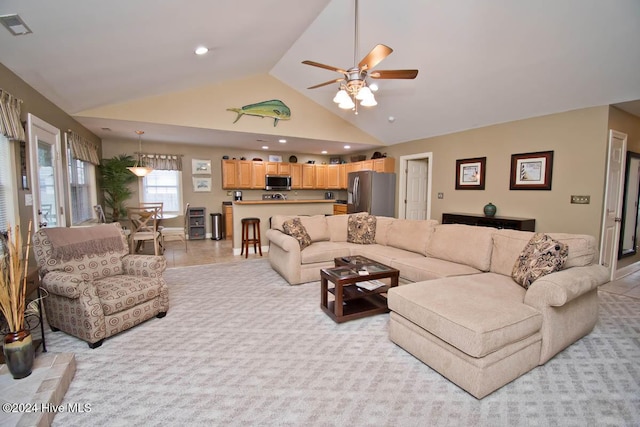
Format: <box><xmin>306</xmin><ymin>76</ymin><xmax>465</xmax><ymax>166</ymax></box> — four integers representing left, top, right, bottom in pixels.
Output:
<box><xmin>1</xmin><ymin>0</ymin><xmax>639</xmax><ymax>154</ymax></box>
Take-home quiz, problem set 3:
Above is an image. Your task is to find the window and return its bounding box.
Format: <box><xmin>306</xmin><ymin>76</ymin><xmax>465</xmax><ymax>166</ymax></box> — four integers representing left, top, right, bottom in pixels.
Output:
<box><xmin>141</xmin><ymin>170</ymin><xmax>182</xmax><ymax>214</ymax></box>
<box><xmin>0</xmin><ymin>135</ymin><xmax>17</xmax><ymax>233</ymax></box>
<box><xmin>67</xmin><ymin>148</ymin><xmax>97</xmax><ymax>224</ymax></box>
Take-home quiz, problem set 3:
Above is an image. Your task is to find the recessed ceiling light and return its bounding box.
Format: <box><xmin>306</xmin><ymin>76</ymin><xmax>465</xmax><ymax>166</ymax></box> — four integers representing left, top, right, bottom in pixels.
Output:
<box><xmin>321</xmin><ymin>150</ymin><xmax>328</xmax><ymax>154</ymax></box>
<box><xmin>279</xmin><ymin>139</ymin><xmax>287</xmax><ymax>143</ymax></box>
<box><xmin>194</xmin><ymin>46</ymin><xmax>209</xmax><ymax>55</ymax></box>
<box><xmin>262</xmin><ymin>145</ymin><xmax>269</xmax><ymax>150</ymax></box>
<box><xmin>344</xmin><ymin>145</ymin><xmax>351</xmax><ymax>149</ymax></box>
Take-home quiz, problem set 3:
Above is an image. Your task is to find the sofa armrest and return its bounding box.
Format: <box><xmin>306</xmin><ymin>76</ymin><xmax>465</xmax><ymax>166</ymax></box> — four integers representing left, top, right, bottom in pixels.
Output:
<box><xmin>266</xmin><ymin>229</ymin><xmax>300</xmax><ymax>253</ymax></box>
<box><xmin>40</xmin><ymin>272</ymin><xmax>89</xmax><ymax>299</ymax></box>
<box><xmin>122</xmin><ymin>254</ymin><xmax>167</xmax><ymax>277</ymax></box>
<box><xmin>524</xmin><ymin>265</ymin><xmax>609</xmax><ymax>308</ymax></box>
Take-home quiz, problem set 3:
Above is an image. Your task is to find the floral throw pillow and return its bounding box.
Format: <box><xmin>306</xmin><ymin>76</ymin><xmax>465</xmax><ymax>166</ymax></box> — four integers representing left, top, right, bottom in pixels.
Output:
<box><xmin>282</xmin><ymin>218</ymin><xmax>312</xmax><ymax>250</ymax></box>
<box><xmin>347</xmin><ymin>213</ymin><xmax>377</xmax><ymax>244</ymax></box>
<box><xmin>512</xmin><ymin>233</ymin><xmax>569</xmax><ymax>289</ymax></box>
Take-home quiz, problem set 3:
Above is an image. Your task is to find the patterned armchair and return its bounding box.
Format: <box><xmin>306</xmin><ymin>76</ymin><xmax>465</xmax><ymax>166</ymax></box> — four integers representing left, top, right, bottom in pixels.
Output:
<box><xmin>32</xmin><ymin>223</ymin><xmax>168</xmax><ymax>348</ymax></box>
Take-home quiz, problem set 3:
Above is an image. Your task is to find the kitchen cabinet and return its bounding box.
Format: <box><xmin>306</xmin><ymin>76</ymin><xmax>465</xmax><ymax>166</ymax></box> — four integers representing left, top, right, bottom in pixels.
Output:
<box><xmin>290</xmin><ymin>163</ymin><xmax>302</xmax><ymax>189</ymax></box>
<box><xmin>327</xmin><ymin>164</ymin><xmax>340</xmax><ymax>189</ymax></box>
<box><xmin>302</xmin><ymin>164</ymin><xmax>315</xmax><ymax>189</ymax></box>
<box><xmin>251</xmin><ymin>161</ymin><xmax>266</xmax><ymax>189</ymax></box>
<box><xmin>314</xmin><ymin>164</ymin><xmax>327</xmax><ymax>188</ymax></box>
<box><xmin>333</xmin><ymin>204</ymin><xmax>348</xmax><ymax>215</ymax></box>
<box><xmin>220</xmin><ymin>158</ymin><xmax>395</xmax><ymax>190</ymax></box>
<box><xmin>223</xmin><ymin>204</ymin><xmax>233</xmax><ymax>240</ymax></box>
<box><xmin>237</xmin><ymin>161</ymin><xmax>252</xmax><ymax>188</ymax></box>
<box><xmin>222</xmin><ymin>160</ymin><xmax>237</xmax><ymax>189</ymax></box>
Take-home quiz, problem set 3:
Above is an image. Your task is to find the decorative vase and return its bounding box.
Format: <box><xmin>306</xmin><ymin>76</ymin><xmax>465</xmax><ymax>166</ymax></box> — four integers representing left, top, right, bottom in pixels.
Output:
<box><xmin>3</xmin><ymin>329</ymin><xmax>35</xmax><ymax>379</ymax></box>
<box><xmin>483</xmin><ymin>202</ymin><xmax>497</xmax><ymax>217</ymax></box>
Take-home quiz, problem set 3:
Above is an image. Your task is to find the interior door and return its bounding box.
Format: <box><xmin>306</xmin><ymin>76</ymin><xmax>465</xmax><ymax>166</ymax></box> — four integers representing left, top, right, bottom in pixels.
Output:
<box><xmin>27</xmin><ymin>114</ymin><xmax>65</xmax><ymax>229</ymax></box>
<box><xmin>599</xmin><ymin>130</ymin><xmax>627</xmax><ymax>279</ymax></box>
<box><xmin>405</xmin><ymin>159</ymin><xmax>429</xmax><ymax>219</ymax></box>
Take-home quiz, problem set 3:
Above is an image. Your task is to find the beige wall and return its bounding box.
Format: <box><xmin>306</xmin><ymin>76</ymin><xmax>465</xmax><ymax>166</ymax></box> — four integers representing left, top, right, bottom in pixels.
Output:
<box><xmin>362</xmin><ymin>106</ymin><xmax>611</xmax><ymax>238</ymax></box>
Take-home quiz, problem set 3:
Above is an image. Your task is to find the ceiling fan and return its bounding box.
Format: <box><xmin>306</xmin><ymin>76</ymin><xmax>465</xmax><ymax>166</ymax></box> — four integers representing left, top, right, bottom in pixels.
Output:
<box><xmin>302</xmin><ymin>0</ymin><xmax>418</xmax><ymax>112</ymax></box>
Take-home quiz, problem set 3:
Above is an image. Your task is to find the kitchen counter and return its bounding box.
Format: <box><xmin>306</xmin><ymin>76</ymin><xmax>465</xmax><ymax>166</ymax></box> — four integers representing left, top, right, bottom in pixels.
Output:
<box><xmin>234</xmin><ymin>199</ymin><xmax>336</xmax><ymax>205</ymax></box>
<box><xmin>230</xmin><ymin>200</ymin><xmax>335</xmax><ymax>255</ymax></box>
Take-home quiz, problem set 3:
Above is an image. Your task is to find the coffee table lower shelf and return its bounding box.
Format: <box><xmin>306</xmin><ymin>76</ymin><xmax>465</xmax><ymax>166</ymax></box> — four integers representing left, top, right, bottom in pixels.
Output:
<box><xmin>322</xmin><ymin>294</ymin><xmax>389</xmax><ymax>323</ymax></box>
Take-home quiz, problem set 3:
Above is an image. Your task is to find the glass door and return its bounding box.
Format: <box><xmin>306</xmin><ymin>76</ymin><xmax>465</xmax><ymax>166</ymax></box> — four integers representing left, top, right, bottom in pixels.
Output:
<box><xmin>27</xmin><ymin>114</ymin><xmax>65</xmax><ymax>229</ymax></box>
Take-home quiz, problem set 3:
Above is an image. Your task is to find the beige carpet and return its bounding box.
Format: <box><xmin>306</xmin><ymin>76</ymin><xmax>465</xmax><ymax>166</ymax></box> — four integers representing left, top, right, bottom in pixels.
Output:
<box><xmin>42</xmin><ymin>259</ymin><xmax>639</xmax><ymax>426</ymax></box>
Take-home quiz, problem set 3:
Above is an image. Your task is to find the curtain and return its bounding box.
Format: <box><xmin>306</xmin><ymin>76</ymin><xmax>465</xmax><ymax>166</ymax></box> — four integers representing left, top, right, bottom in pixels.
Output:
<box><xmin>140</xmin><ymin>153</ymin><xmax>182</xmax><ymax>171</ymax></box>
<box><xmin>67</xmin><ymin>130</ymin><xmax>100</xmax><ymax>165</ymax></box>
<box><xmin>0</xmin><ymin>89</ymin><xmax>26</xmax><ymax>142</ymax></box>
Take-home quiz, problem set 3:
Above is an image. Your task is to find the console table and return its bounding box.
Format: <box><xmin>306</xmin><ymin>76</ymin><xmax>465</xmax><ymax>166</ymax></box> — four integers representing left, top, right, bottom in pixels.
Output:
<box><xmin>442</xmin><ymin>212</ymin><xmax>535</xmax><ymax>231</ymax></box>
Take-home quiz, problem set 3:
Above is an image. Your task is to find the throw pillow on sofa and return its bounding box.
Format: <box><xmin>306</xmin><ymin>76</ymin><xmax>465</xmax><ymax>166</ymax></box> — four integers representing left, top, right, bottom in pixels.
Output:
<box><xmin>347</xmin><ymin>213</ymin><xmax>376</xmax><ymax>244</ymax></box>
<box><xmin>512</xmin><ymin>233</ymin><xmax>568</xmax><ymax>289</ymax></box>
<box><xmin>282</xmin><ymin>218</ymin><xmax>312</xmax><ymax>250</ymax></box>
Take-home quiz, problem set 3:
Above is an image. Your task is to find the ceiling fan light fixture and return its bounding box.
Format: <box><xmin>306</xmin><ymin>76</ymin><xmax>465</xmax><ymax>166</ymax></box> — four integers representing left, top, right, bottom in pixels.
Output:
<box><xmin>338</xmin><ymin>98</ymin><xmax>355</xmax><ymax>109</ymax></box>
<box><xmin>360</xmin><ymin>95</ymin><xmax>377</xmax><ymax>107</ymax></box>
<box><xmin>355</xmin><ymin>86</ymin><xmax>372</xmax><ymax>100</ymax></box>
<box><xmin>333</xmin><ymin>89</ymin><xmax>350</xmax><ymax>104</ymax></box>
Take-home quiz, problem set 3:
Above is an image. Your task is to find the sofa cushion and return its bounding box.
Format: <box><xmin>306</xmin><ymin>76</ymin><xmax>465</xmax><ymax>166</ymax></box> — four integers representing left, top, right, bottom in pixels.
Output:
<box><xmin>96</xmin><ymin>275</ymin><xmax>163</xmax><ymax>316</ymax></box>
<box><xmin>299</xmin><ymin>241</ymin><xmax>351</xmax><ymax>264</ymax></box>
<box><xmin>326</xmin><ymin>214</ymin><xmax>348</xmax><ymax>242</ymax></box>
<box><xmin>390</xmin><ymin>257</ymin><xmax>482</xmax><ymax>282</ymax></box>
<box><xmin>374</xmin><ymin>216</ymin><xmax>395</xmax><ymax>246</ymax></box>
<box><xmin>298</xmin><ymin>215</ymin><xmax>330</xmax><ymax>242</ymax></box>
<box><xmin>491</xmin><ymin>229</ymin><xmax>598</xmax><ymax>276</ymax></box>
<box><xmin>355</xmin><ymin>244</ymin><xmax>424</xmax><ymax>267</ymax></box>
<box><xmin>282</xmin><ymin>218</ymin><xmax>312</xmax><ymax>250</ymax></box>
<box><xmin>512</xmin><ymin>233</ymin><xmax>568</xmax><ymax>289</ymax></box>
<box><xmin>348</xmin><ymin>213</ymin><xmax>377</xmax><ymax>244</ymax></box>
<box><xmin>426</xmin><ymin>224</ymin><xmax>494</xmax><ymax>271</ymax></box>
<box><xmin>388</xmin><ymin>273</ymin><xmax>541</xmax><ymax>358</ymax></box>
<box><xmin>387</xmin><ymin>219</ymin><xmax>437</xmax><ymax>255</ymax></box>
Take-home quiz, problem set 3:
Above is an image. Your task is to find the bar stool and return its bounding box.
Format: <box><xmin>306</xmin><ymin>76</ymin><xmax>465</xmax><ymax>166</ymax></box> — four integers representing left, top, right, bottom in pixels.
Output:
<box><xmin>241</xmin><ymin>217</ymin><xmax>262</xmax><ymax>258</ymax></box>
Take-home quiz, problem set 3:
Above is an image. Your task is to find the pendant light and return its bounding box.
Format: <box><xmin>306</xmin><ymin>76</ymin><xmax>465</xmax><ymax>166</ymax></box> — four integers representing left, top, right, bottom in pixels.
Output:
<box><xmin>127</xmin><ymin>130</ymin><xmax>153</xmax><ymax>177</ymax></box>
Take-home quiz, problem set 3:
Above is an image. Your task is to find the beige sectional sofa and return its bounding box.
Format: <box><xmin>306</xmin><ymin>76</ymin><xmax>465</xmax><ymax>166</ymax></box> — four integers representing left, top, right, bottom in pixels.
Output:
<box><xmin>266</xmin><ymin>214</ymin><xmax>610</xmax><ymax>398</ymax></box>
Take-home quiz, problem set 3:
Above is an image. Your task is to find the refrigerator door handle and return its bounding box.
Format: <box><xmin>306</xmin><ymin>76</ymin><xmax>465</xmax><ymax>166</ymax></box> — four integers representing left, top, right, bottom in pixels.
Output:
<box><xmin>354</xmin><ymin>176</ymin><xmax>359</xmax><ymax>209</ymax></box>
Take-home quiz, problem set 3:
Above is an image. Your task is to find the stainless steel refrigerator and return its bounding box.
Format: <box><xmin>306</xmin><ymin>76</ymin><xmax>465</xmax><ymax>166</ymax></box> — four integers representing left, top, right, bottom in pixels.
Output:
<box><xmin>347</xmin><ymin>170</ymin><xmax>396</xmax><ymax>216</ymax></box>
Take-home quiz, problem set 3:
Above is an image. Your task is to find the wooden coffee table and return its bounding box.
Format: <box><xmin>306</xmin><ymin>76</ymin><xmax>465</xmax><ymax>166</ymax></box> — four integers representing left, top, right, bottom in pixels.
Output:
<box><xmin>320</xmin><ymin>256</ymin><xmax>399</xmax><ymax>323</ymax></box>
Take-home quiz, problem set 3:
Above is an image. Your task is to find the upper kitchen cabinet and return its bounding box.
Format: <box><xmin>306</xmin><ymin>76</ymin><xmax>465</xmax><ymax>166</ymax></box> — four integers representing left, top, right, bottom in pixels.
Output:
<box><xmin>221</xmin><ymin>158</ymin><xmax>394</xmax><ymax>190</ymax></box>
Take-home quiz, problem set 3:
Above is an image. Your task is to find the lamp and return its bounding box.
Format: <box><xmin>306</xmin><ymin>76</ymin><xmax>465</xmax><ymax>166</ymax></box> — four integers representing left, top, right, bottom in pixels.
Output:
<box><xmin>333</xmin><ymin>79</ymin><xmax>376</xmax><ymax>113</ymax></box>
<box><xmin>127</xmin><ymin>130</ymin><xmax>153</xmax><ymax>177</ymax></box>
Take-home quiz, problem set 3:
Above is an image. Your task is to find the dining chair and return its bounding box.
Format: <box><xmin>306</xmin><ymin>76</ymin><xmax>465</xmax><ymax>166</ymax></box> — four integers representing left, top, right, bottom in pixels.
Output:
<box><xmin>159</xmin><ymin>203</ymin><xmax>189</xmax><ymax>252</ymax></box>
<box><xmin>127</xmin><ymin>205</ymin><xmax>162</xmax><ymax>255</ymax></box>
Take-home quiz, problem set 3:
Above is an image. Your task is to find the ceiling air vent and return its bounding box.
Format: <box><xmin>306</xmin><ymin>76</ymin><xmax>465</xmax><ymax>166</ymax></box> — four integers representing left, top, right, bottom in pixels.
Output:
<box><xmin>0</xmin><ymin>14</ymin><xmax>32</xmax><ymax>36</ymax></box>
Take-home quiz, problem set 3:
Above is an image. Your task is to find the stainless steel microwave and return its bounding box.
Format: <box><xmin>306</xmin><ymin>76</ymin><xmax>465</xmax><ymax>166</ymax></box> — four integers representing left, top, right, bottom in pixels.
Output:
<box><xmin>265</xmin><ymin>175</ymin><xmax>291</xmax><ymax>191</ymax></box>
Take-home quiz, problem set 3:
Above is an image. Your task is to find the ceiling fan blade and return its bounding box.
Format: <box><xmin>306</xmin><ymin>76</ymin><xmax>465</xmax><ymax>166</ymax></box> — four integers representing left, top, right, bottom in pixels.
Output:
<box><xmin>358</xmin><ymin>44</ymin><xmax>393</xmax><ymax>71</ymax></box>
<box><xmin>307</xmin><ymin>78</ymin><xmax>345</xmax><ymax>89</ymax></box>
<box><xmin>302</xmin><ymin>60</ymin><xmax>346</xmax><ymax>74</ymax></box>
<box><xmin>369</xmin><ymin>69</ymin><xmax>419</xmax><ymax>79</ymax></box>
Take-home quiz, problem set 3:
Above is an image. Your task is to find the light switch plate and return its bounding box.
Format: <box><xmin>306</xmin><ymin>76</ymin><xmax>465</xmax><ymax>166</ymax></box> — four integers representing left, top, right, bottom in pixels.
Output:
<box><xmin>570</xmin><ymin>195</ymin><xmax>590</xmax><ymax>204</ymax></box>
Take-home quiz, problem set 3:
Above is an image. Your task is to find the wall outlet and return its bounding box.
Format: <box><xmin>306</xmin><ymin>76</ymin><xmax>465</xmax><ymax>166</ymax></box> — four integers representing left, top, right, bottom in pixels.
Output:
<box><xmin>226</xmin><ymin>191</ymin><xmax>232</xmax><ymax>196</ymax></box>
<box><xmin>570</xmin><ymin>195</ymin><xmax>590</xmax><ymax>204</ymax></box>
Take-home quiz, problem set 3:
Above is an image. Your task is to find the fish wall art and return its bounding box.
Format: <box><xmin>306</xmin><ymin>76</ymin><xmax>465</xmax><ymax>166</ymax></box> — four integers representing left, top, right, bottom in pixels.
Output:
<box><xmin>227</xmin><ymin>99</ymin><xmax>291</xmax><ymax>127</ymax></box>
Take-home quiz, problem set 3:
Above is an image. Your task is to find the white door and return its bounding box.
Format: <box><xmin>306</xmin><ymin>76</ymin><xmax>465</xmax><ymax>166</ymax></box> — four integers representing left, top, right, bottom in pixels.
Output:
<box><xmin>405</xmin><ymin>159</ymin><xmax>429</xmax><ymax>219</ymax></box>
<box><xmin>399</xmin><ymin>152</ymin><xmax>433</xmax><ymax>220</ymax></box>
<box><xmin>27</xmin><ymin>114</ymin><xmax>65</xmax><ymax>230</ymax></box>
<box><xmin>600</xmin><ymin>130</ymin><xmax>627</xmax><ymax>279</ymax></box>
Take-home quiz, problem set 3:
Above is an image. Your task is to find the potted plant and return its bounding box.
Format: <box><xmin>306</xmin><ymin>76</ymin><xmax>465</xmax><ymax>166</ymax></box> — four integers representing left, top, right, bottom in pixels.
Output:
<box><xmin>0</xmin><ymin>222</ymin><xmax>34</xmax><ymax>379</ymax></box>
<box><xmin>98</xmin><ymin>154</ymin><xmax>137</xmax><ymax>221</ymax></box>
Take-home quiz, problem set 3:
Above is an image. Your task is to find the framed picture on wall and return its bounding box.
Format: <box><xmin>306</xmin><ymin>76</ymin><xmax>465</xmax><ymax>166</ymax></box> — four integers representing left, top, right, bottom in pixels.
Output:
<box><xmin>510</xmin><ymin>151</ymin><xmax>553</xmax><ymax>190</ymax></box>
<box><xmin>192</xmin><ymin>159</ymin><xmax>211</xmax><ymax>175</ymax></box>
<box><xmin>193</xmin><ymin>177</ymin><xmax>212</xmax><ymax>192</ymax></box>
<box><xmin>455</xmin><ymin>157</ymin><xmax>486</xmax><ymax>190</ymax></box>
